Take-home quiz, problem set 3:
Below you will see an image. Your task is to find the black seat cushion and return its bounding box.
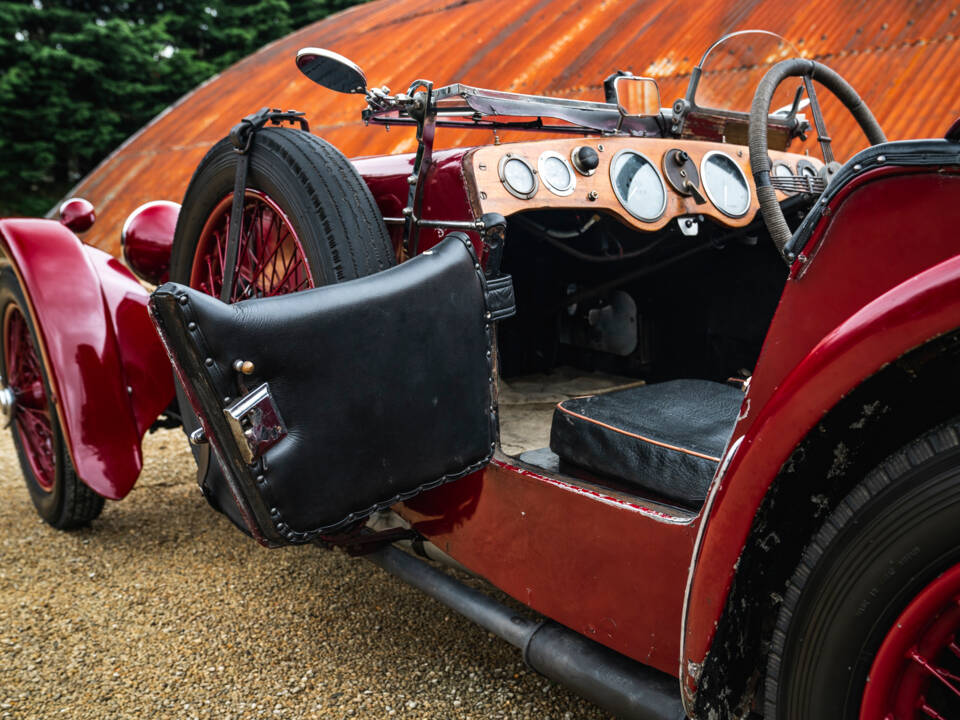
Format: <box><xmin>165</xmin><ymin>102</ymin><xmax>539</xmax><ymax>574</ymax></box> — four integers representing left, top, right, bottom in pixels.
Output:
<box><xmin>549</xmin><ymin>379</ymin><xmax>743</xmax><ymax>509</ymax></box>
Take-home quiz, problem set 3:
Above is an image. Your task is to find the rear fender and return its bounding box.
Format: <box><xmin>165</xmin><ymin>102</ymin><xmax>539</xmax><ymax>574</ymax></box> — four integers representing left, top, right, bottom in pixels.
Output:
<box><xmin>0</xmin><ymin>219</ymin><xmax>174</xmax><ymax>499</ymax></box>
<box><xmin>683</xmin><ymin>252</ymin><xmax>960</xmax><ymax>707</ymax></box>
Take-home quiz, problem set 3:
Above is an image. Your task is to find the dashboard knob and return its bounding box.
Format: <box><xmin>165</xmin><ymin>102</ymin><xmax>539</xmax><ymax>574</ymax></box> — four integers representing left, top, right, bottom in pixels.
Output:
<box><xmin>571</xmin><ymin>146</ymin><xmax>600</xmax><ymax>175</ymax></box>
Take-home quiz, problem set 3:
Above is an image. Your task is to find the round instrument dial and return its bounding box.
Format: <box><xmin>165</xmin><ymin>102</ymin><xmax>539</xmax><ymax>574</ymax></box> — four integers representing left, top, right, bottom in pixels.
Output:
<box><xmin>700</xmin><ymin>151</ymin><xmax>751</xmax><ymax>218</ymax></box>
<box><xmin>797</xmin><ymin>158</ymin><xmax>818</xmax><ymax>179</ymax></box>
<box><xmin>609</xmin><ymin>150</ymin><xmax>667</xmax><ymax>222</ymax></box>
<box><xmin>772</xmin><ymin>162</ymin><xmax>793</xmax><ymax>178</ymax></box>
<box><xmin>538</xmin><ymin>151</ymin><xmax>576</xmax><ymax>196</ymax></box>
<box><xmin>499</xmin><ymin>154</ymin><xmax>538</xmax><ymax>199</ymax></box>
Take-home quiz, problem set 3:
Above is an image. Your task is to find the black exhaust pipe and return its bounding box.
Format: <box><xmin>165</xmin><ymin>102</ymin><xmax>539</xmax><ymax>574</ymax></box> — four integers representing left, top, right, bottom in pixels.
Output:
<box><xmin>366</xmin><ymin>545</ymin><xmax>687</xmax><ymax>720</ymax></box>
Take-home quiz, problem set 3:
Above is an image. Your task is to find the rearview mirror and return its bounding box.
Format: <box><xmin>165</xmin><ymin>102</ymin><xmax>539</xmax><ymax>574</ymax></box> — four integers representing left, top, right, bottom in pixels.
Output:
<box><xmin>613</xmin><ymin>76</ymin><xmax>661</xmax><ymax>117</ymax></box>
<box><xmin>296</xmin><ymin>47</ymin><xmax>367</xmax><ymax>94</ymax></box>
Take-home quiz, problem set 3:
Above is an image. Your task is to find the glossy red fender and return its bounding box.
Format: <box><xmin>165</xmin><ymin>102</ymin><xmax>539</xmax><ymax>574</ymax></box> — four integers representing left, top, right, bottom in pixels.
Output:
<box><xmin>0</xmin><ymin>219</ymin><xmax>174</xmax><ymax>499</ymax></box>
<box><xmin>681</xmin><ymin>167</ymin><xmax>960</xmax><ymax>696</ymax></box>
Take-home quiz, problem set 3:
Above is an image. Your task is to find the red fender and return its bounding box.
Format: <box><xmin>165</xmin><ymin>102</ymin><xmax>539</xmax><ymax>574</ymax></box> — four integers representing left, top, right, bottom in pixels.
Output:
<box><xmin>682</xmin><ymin>251</ymin><xmax>960</xmax><ymax>691</ymax></box>
<box><xmin>0</xmin><ymin>219</ymin><xmax>174</xmax><ymax>499</ymax></box>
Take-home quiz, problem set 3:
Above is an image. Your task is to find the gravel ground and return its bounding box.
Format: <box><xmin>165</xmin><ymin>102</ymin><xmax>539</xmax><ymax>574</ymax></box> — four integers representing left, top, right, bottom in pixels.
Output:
<box><xmin>0</xmin><ymin>428</ymin><xmax>611</xmax><ymax>719</ymax></box>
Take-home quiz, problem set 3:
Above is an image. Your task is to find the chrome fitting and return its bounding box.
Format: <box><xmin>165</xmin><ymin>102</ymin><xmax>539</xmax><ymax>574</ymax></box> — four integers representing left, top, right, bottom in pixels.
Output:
<box><xmin>0</xmin><ymin>378</ymin><xmax>15</xmax><ymax>429</ymax></box>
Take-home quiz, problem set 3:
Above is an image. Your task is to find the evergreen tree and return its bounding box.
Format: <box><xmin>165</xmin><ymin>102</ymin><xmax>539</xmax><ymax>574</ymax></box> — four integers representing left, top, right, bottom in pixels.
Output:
<box><xmin>0</xmin><ymin>0</ymin><xmax>360</xmax><ymax>216</ymax></box>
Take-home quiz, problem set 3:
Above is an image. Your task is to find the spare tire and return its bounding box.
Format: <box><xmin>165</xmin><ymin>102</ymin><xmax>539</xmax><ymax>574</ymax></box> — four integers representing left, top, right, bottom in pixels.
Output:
<box><xmin>168</xmin><ymin>126</ymin><xmax>396</xmax><ymax>528</ymax></box>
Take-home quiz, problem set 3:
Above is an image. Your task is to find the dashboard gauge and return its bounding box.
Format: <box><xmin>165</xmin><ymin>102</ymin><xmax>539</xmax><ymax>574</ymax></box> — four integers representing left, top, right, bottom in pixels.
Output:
<box><xmin>498</xmin><ymin>154</ymin><xmax>538</xmax><ymax>199</ymax></box>
<box><xmin>700</xmin><ymin>151</ymin><xmax>751</xmax><ymax>218</ymax></box>
<box><xmin>538</xmin><ymin>151</ymin><xmax>576</xmax><ymax>196</ymax></box>
<box><xmin>772</xmin><ymin>162</ymin><xmax>793</xmax><ymax>178</ymax></box>
<box><xmin>797</xmin><ymin>158</ymin><xmax>818</xmax><ymax>179</ymax></box>
<box><xmin>609</xmin><ymin>150</ymin><xmax>667</xmax><ymax>222</ymax></box>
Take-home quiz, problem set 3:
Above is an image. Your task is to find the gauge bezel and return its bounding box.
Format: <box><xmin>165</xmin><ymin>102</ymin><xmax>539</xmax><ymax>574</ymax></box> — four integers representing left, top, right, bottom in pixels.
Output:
<box><xmin>796</xmin><ymin>158</ymin><xmax>818</xmax><ymax>179</ymax></box>
<box><xmin>498</xmin><ymin>153</ymin><xmax>539</xmax><ymax>200</ymax></box>
<box><xmin>538</xmin><ymin>151</ymin><xmax>577</xmax><ymax>196</ymax></box>
<box><xmin>700</xmin><ymin>150</ymin><xmax>752</xmax><ymax>219</ymax></box>
<box><xmin>608</xmin><ymin>149</ymin><xmax>668</xmax><ymax>222</ymax></box>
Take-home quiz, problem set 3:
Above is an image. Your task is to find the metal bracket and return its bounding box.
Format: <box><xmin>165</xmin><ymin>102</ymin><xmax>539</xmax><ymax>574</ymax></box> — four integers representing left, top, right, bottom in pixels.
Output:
<box><xmin>802</xmin><ymin>76</ymin><xmax>834</xmax><ymax>165</ymax></box>
<box><xmin>318</xmin><ymin>526</ymin><xmax>418</xmax><ymax>556</ymax></box>
<box><xmin>223</xmin><ymin>382</ymin><xmax>287</xmax><ymax>464</ymax></box>
<box><xmin>403</xmin><ymin>80</ymin><xmax>436</xmax><ymax>257</ymax></box>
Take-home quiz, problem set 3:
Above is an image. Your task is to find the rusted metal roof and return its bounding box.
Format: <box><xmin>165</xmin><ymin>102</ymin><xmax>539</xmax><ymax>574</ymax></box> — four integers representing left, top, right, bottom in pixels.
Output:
<box><xmin>67</xmin><ymin>0</ymin><xmax>960</xmax><ymax>257</ymax></box>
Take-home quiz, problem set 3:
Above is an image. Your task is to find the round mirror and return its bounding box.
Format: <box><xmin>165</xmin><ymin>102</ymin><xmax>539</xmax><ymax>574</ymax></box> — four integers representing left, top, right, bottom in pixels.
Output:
<box><xmin>295</xmin><ymin>47</ymin><xmax>367</xmax><ymax>94</ymax></box>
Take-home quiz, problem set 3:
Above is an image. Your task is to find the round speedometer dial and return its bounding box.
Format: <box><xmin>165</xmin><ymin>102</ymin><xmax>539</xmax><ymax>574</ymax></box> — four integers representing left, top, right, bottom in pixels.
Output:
<box><xmin>700</xmin><ymin>151</ymin><xmax>751</xmax><ymax>218</ymax></box>
<box><xmin>609</xmin><ymin>150</ymin><xmax>667</xmax><ymax>222</ymax></box>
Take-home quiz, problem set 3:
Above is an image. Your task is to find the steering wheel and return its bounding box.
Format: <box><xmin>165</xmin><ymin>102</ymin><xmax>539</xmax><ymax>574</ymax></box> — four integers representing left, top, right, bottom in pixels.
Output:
<box><xmin>748</xmin><ymin>59</ymin><xmax>886</xmax><ymax>261</ymax></box>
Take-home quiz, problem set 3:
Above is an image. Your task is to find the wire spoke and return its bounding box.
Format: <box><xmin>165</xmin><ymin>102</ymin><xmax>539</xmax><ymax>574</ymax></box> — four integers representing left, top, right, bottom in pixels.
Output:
<box><xmin>910</xmin><ymin>649</ymin><xmax>960</xmax><ymax>698</ymax></box>
<box><xmin>920</xmin><ymin>704</ymin><xmax>948</xmax><ymax>719</ymax></box>
<box><xmin>192</xmin><ymin>191</ymin><xmax>315</xmax><ymax>304</ymax></box>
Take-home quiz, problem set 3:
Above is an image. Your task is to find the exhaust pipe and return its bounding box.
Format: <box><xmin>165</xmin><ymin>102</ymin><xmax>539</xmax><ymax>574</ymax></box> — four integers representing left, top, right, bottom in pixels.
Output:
<box><xmin>366</xmin><ymin>545</ymin><xmax>686</xmax><ymax>720</ymax></box>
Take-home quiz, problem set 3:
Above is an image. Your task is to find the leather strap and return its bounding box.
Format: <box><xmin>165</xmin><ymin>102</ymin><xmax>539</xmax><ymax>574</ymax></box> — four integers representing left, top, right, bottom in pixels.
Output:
<box><xmin>220</xmin><ymin>108</ymin><xmax>310</xmax><ymax>302</ymax></box>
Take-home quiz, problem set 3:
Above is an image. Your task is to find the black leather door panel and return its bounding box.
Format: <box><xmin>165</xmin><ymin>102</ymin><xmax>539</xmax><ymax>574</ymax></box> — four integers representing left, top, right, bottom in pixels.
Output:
<box><xmin>150</xmin><ymin>234</ymin><xmax>512</xmax><ymax>546</ymax></box>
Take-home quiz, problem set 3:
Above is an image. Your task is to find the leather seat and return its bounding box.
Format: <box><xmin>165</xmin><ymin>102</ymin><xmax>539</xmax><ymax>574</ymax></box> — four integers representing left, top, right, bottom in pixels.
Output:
<box><xmin>549</xmin><ymin>379</ymin><xmax>743</xmax><ymax>509</ymax></box>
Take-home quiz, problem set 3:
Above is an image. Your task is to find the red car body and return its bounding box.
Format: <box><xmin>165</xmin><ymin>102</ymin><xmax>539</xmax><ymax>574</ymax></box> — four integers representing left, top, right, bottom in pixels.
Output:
<box><xmin>2</xmin><ymin>37</ymin><xmax>959</xmax><ymax>719</ymax></box>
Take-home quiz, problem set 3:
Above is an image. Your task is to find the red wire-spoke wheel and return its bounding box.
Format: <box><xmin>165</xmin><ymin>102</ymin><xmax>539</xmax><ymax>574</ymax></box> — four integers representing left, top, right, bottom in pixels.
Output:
<box><xmin>0</xmin><ymin>268</ymin><xmax>103</xmax><ymax>528</ymax></box>
<box><xmin>861</xmin><ymin>563</ymin><xmax>960</xmax><ymax>720</ymax></box>
<box><xmin>189</xmin><ymin>190</ymin><xmax>315</xmax><ymax>301</ymax></box>
<box><xmin>3</xmin><ymin>303</ymin><xmax>55</xmax><ymax>490</ymax></box>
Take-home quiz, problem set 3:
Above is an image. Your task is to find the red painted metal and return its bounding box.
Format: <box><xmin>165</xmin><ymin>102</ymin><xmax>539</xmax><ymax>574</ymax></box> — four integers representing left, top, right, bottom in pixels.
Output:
<box><xmin>399</xmin><ymin>458</ymin><xmax>698</xmax><ymax>675</ymax></box>
<box><xmin>190</xmin><ymin>190</ymin><xmax>315</xmax><ymax>300</ymax></box>
<box><xmin>84</xmin><ymin>247</ymin><xmax>176</xmax><ymax>440</ymax></box>
<box><xmin>58</xmin><ymin>198</ymin><xmax>95</xmax><ymax>234</ymax></box>
<box><xmin>0</xmin><ymin>219</ymin><xmax>173</xmax><ymax>499</ymax></box>
<box><xmin>121</xmin><ymin>200</ymin><xmax>180</xmax><ymax>285</ymax></box>
<box><xmin>353</xmin><ymin>148</ymin><xmax>480</xmax><ymax>256</ymax></box>
<box><xmin>4</xmin><ymin>303</ymin><xmax>56</xmax><ymax>491</ymax></box>
<box><xmin>860</xmin><ymin>563</ymin><xmax>960</xmax><ymax>719</ymax></box>
<box><xmin>682</xmin><ymin>168</ymin><xmax>960</xmax><ymax>691</ymax></box>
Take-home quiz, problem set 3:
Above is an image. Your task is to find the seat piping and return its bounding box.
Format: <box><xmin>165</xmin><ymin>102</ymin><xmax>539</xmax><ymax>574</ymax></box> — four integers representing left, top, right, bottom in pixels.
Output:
<box><xmin>555</xmin><ymin>402</ymin><xmax>723</xmax><ymax>463</ymax></box>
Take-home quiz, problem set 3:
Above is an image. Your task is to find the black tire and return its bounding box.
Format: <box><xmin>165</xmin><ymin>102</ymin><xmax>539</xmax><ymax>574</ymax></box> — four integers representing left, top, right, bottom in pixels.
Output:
<box><xmin>0</xmin><ymin>267</ymin><xmax>104</xmax><ymax>529</ymax></box>
<box><xmin>765</xmin><ymin>419</ymin><xmax>960</xmax><ymax>718</ymax></box>
<box><xmin>167</xmin><ymin>126</ymin><xmax>395</xmax><ymax>513</ymax></box>
<box><xmin>169</xmin><ymin>126</ymin><xmax>395</xmax><ymax>286</ymax></box>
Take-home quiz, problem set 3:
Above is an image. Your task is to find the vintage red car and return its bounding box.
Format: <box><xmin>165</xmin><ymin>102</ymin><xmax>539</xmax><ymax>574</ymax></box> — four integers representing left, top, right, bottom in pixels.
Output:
<box><xmin>1</xmin><ymin>31</ymin><xmax>958</xmax><ymax>719</ymax></box>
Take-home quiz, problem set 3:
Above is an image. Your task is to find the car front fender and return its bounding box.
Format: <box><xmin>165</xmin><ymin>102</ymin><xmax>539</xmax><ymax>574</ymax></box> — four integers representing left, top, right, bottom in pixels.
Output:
<box><xmin>682</xmin><ymin>250</ymin><xmax>960</xmax><ymax>703</ymax></box>
<box><xmin>0</xmin><ymin>218</ymin><xmax>174</xmax><ymax>499</ymax></box>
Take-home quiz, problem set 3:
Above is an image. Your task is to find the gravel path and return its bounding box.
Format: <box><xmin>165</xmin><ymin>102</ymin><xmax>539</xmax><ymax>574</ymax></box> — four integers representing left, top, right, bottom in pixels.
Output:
<box><xmin>0</xmin><ymin>428</ymin><xmax>611</xmax><ymax>719</ymax></box>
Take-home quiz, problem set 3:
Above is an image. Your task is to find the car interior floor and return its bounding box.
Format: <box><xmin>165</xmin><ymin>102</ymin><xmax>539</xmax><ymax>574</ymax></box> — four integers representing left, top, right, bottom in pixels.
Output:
<box><xmin>497</xmin><ymin>366</ymin><xmax>643</xmax><ymax>457</ymax></box>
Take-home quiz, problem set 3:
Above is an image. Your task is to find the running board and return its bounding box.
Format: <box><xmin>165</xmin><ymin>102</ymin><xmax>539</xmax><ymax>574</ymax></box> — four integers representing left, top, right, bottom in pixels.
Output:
<box><xmin>366</xmin><ymin>545</ymin><xmax>687</xmax><ymax>720</ymax></box>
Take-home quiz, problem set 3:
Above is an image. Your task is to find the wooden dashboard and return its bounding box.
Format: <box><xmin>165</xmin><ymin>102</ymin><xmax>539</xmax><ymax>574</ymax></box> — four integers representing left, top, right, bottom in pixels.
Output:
<box><xmin>466</xmin><ymin>136</ymin><xmax>821</xmax><ymax>232</ymax></box>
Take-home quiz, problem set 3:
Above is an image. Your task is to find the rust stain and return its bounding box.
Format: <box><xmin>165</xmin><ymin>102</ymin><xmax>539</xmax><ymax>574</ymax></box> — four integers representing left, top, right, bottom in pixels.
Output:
<box><xmin>62</xmin><ymin>0</ymin><xmax>960</xmax><ymax>258</ymax></box>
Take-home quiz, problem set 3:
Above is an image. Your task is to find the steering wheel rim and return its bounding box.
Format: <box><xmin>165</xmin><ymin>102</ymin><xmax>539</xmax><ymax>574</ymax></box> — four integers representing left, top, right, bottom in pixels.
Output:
<box><xmin>748</xmin><ymin>58</ymin><xmax>886</xmax><ymax>261</ymax></box>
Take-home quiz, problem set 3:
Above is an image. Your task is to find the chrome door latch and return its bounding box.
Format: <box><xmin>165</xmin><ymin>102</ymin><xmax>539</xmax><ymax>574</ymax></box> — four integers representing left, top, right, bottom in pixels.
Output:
<box><xmin>223</xmin><ymin>382</ymin><xmax>287</xmax><ymax>464</ymax></box>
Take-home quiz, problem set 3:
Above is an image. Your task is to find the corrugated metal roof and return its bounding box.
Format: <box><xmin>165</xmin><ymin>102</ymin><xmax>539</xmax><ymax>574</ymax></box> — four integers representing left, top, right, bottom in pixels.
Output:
<box><xmin>67</xmin><ymin>0</ymin><xmax>960</xmax><ymax>256</ymax></box>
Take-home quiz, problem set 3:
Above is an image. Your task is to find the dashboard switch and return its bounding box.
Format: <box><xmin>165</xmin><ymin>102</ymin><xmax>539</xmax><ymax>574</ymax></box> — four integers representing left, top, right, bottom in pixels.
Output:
<box><xmin>571</xmin><ymin>146</ymin><xmax>600</xmax><ymax>175</ymax></box>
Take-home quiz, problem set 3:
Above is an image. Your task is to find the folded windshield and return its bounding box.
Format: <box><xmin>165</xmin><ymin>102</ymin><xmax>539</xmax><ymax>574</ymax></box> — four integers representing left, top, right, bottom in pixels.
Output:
<box><xmin>689</xmin><ymin>30</ymin><xmax>805</xmax><ymax>116</ymax></box>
